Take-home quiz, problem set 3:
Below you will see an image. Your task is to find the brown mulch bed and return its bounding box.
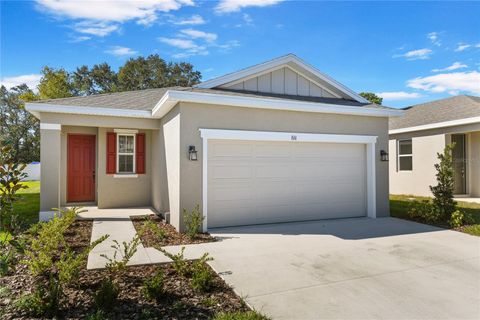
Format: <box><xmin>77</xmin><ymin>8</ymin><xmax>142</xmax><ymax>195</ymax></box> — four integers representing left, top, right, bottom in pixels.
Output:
<box><xmin>131</xmin><ymin>214</ymin><xmax>216</xmax><ymax>247</ymax></box>
<box><xmin>0</xmin><ymin>219</ymin><xmax>249</xmax><ymax>319</ymax></box>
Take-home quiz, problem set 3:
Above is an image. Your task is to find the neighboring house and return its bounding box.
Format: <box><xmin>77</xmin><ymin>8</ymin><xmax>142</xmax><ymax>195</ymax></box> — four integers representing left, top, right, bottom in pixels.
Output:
<box><xmin>389</xmin><ymin>95</ymin><xmax>480</xmax><ymax>197</ymax></box>
<box><xmin>26</xmin><ymin>54</ymin><xmax>401</xmax><ymax>231</ymax></box>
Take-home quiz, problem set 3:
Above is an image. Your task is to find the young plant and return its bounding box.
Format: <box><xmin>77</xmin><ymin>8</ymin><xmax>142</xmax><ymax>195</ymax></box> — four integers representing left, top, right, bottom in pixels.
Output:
<box><xmin>0</xmin><ymin>145</ymin><xmax>28</xmax><ymax>232</ymax></box>
<box><xmin>158</xmin><ymin>246</ymin><xmax>190</xmax><ymax>276</ymax></box>
<box><xmin>142</xmin><ymin>269</ymin><xmax>165</xmax><ymax>301</ymax></box>
<box><xmin>141</xmin><ymin>217</ymin><xmax>166</xmax><ymax>241</ymax></box>
<box><xmin>93</xmin><ymin>278</ymin><xmax>120</xmax><ymax>311</ymax></box>
<box><xmin>24</xmin><ymin>207</ymin><xmax>79</xmax><ymax>276</ymax></box>
<box><xmin>0</xmin><ymin>230</ymin><xmax>21</xmax><ymax>276</ymax></box>
<box><xmin>430</xmin><ymin>144</ymin><xmax>457</xmax><ymax>220</ymax></box>
<box><xmin>191</xmin><ymin>262</ymin><xmax>214</xmax><ymax>292</ymax></box>
<box><xmin>101</xmin><ymin>234</ymin><xmax>141</xmax><ymax>273</ymax></box>
<box><xmin>183</xmin><ymin>204</ymin><xmax>204</xmax><ymax>239</ymax></box>
<box><xmin>16</xmin><ymin>276</ymin><xmax>62</xmax><ymax>317</ymax></box>
<box><xmin>407</xmin><ymin>200</ymin><xmax>441</xmax><ymax>224</ymax></box>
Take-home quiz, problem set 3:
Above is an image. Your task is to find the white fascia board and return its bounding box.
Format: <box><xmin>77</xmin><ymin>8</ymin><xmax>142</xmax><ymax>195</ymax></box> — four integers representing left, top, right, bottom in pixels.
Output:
<box><xmin>40</xmin><ymin>123</ymin><xmax>61</xmax><ymax>130</ymax></box>
<box><xmin>389</xmin><ymin>116</ymin><xmax>480</xmax><ymax>134</ymax></box>
<box><xmin>153</xmin><ymin>90</ymin><xmax>403</xmax><ymax>118</ymax></box>
<box><xmin>200</xmin><ymin>128</ymin><xmax>378</xmax><ymax>144</ymax></box>
<box><xmin>25</xmin><ymin>103</ymin><xmax>152</xmax><ymax>119</ymax></box>
<box><xmin>194</xmin><ymin>54</ymin><xmax>370</xmax><ymax>104</ymax></box>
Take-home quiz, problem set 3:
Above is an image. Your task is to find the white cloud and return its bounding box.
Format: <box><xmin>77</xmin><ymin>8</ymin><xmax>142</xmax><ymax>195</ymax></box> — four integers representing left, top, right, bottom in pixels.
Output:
<box><xmin>432</xmin><ymin>62</ymin><xmax>467</xmax><ymax>72</ymax></box>
<box><xmin>216</xmin><ymin>40</ymin><xmax>241</xmax><ymax>52</ymax></box>
<box><xmin>215</xmin><ymin>0</ymin><xmax>283</xmax><ymax>13</ymax></box>
<box><xmin>407</xmin><ymin>71</ymin><xmax>480</xmax><ymax>95</ymax></box>
<box><xmin>393</xmin><ymin>48</ymin><xmax>432</xmax><ymax>60</ymax></box>
<box><xmin>476</xmin><ymin>43</ymin><xmax>480</xmax><ymax>48</ymax></box>
<box><xmin>455</xmin><ymin>43</ymin><xmax>471</xmax><ymax>52</ymax></box>
<box><xmin>170</xmin><ymin>14</ymin><xmax>206</xmax><ymax>25</ymax></box>
<box><xmin>69</xmin><ymin>35</ymin><xmax>91</xmax><ymax>43</ymax></box>
<box><xmin>0</xmin><ymin>74</ymin><xmax>42</xmax><ymax>90</ymax></box>
<box><xmin>36</xmin><ymin>0</ymin><xmax>194</xmax><ymax>36</ymax></box>
<box><xmin>105</xmin><ymin>46</ymin><xmax>138</xmax><ymax>57</ymax></box>
<box><xmin>73</xmin><ymin>21</ymin><xmax>120</xmax><ymax>37</ymax></box>
<box><xmin>159</xmin><ymin>37</ymin><xmax>208</xmax><ymax>57</ymax></box>
<box><xmin>180</xmin><ymin>29</ymin><xmax>217</xmax><ymax>42</ymax></box>
<box><xmin>377</xmin><ymin>91</ymin><xmax>423</xmax><ymax>100</ymax></box>
<box><xmin>427</xmin><ymin>32</ymin><xmax>441</xmax><ymax>46</ymax></box>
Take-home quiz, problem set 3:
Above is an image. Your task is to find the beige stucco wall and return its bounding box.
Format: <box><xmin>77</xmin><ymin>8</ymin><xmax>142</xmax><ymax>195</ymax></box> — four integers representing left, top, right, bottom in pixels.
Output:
<box><xmin>468</xmin><ymin>132</ymin><xmax>480</xmax><ymax>197</ymax></box>
<box><xmin>389</xmin><ymin>123</ymin><xmax>480</xmax><ymax>197</ymax></box>
<box><xmin>389</xmin><ymin>134</ymin><xmax>446</xmax><ymax>196</ymax></box>
<box><xmin>97</xmin><ymin>128</ymin><xmax>152</xmax><ymax>208</ymax></box>
<box><xmin>166</xmin><ymin>102</ymin><xmax>390</xmax><ymax>231</ymax></box>
<box><xmin>40</xmin><ymin>128</ymin><xmax>61</xmax><ymax>212</ymax></box>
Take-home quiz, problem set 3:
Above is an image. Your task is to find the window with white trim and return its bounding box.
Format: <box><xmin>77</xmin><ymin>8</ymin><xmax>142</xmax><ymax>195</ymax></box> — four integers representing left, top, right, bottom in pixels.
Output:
<box><xmin>117</xmin><ymin>134</ymin><xmax>135</xmax><ymax>173</ymax></box>
<box><xmin>397</xmin><ymin>139</ymin><xmax>412</xmax><ymax>171</ymax></box>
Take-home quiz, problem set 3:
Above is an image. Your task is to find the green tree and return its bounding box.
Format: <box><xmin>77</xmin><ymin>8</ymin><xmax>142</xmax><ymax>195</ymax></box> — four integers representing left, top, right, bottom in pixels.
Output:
<box><xmin>430</xmin><ymin>144</ymin><xmax>457</xmax><ymax>219</ymax></box>
<box><xmin>0</xmin><ymin>85</ymin><xmax>40</xmax><ymax>163</ymax></box>
<box><xmin>38</xmin><ymin>66</ymin><xmax>73</xmax><ymax>99</ymax></box>
<box><xmin>117</xmin><ymin>54</ymin><xmax>201</xmax><ymax>91</ymax></box>
<box><xmin>359</xmin><ymin>92</ymin><xmax>383</xmax><ymax>105</ymax></box>
<box><xmin>90</xmin><ymin>63</ymin><xmax>118</xmax><ymax>93</ymax></box>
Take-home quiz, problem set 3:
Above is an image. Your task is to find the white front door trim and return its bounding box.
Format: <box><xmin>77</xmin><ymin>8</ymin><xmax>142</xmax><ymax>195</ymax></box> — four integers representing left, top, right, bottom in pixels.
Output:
<box><xmin>199</xmin><ymin>128</ymin><xmax>378</xmax><ymax>231</ymax></box>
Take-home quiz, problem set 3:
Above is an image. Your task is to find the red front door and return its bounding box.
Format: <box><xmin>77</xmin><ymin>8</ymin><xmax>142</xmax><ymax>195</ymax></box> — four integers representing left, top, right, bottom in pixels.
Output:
<box><xmin>68</xmin><ymin>134</ymin><xmax>96</xmax><ymax>202</ymax></box>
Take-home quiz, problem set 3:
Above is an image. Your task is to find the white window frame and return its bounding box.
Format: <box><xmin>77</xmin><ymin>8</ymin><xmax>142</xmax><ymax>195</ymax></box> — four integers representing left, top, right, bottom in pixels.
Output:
<box><xmin>397</xmin><ymin>138</ymin><xmax>413</xmax><ymax>172</ymax></box>
<box><xmin>116</xmin><ymin>133</ymin><xmax>136</xmax><ymax>174</ymax></box>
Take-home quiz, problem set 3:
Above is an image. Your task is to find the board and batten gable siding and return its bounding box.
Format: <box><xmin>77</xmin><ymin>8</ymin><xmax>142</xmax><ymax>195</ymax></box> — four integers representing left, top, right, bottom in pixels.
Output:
<box><xmin>220</xmin><ymin>67</ymin><xmax>338</xmax><ymax>98</ymax></box>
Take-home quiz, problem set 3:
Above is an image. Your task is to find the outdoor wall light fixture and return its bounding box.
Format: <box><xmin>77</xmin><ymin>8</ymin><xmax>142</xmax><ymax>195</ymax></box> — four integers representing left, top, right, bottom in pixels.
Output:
<box><xmin>189</xmin><ymin>145</ymin><xmax>198</xmax><ymax>161</ymax></box>
<box><xmin>380</xmin><ymin>150</ymin><xmax>389</xmax><ymax>162</ymax></box>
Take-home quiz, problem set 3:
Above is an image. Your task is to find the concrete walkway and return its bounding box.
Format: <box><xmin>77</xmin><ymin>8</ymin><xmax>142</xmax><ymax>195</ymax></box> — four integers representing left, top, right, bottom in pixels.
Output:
<box><xmin>161</xmin><ymin>218</ymin><xmax>480</xmax><ymax>320</ymax></box>
<box><xmin>86</xmin><ymin>208</ymin><xmax>172</xmax><ymax>269</ymax></box>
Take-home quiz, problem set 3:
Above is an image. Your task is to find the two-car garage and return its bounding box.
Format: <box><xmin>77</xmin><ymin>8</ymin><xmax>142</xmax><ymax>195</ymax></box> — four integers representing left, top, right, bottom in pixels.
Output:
<box><xmin>201</xmin><ymin>129</ymin><xmax>377</xmax><ymax>229</ymax></box>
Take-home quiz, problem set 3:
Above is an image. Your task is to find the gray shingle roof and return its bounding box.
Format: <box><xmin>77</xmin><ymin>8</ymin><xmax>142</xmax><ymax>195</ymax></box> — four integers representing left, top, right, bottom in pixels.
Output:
<box><xmin>34</xmin><ymin>86</ymin><xmax>390</xmax><ymax>111</ymax></box>
<box><xmin>389</xmin><ymin>95</ymin><xmax>480</xmax><ymax>130</ymax></box>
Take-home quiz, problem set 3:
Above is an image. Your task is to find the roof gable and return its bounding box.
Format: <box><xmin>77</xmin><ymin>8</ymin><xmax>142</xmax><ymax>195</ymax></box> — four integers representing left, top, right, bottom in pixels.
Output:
<box><xmin>195</xmin><ymin>54</ymin><xmax>369</xmax><ymax>103</ymax></box>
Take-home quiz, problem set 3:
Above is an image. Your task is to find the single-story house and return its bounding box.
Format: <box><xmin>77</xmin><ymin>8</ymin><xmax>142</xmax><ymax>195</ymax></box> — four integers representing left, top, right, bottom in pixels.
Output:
<box><xmin>389</xmin><ymin>95</ymin><xmax>480</xmax><ymax>197</ymax></box>
<box><xmin>26</xmin><ymin>54</ymin><xmax>401</xmax><ymax>231</ymax></box>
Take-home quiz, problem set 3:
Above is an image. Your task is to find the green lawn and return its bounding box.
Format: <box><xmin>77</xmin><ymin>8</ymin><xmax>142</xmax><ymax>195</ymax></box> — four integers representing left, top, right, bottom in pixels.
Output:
<box><xmin>390</xmin><ymin>194</ymin><xmax>480</xmax><ymax>236</ymax></box>
<box><xmin>4</xmin><ymin>180</ymin><xmax>40</xmax><ymax>228</ymax></box>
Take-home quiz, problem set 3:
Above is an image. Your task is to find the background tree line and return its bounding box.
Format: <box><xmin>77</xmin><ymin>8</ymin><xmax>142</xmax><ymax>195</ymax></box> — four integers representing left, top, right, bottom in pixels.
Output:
<box><xmin>0</xmin><ymin>55</ymin><xmax>201</xmax><ymax>163</ymax></box>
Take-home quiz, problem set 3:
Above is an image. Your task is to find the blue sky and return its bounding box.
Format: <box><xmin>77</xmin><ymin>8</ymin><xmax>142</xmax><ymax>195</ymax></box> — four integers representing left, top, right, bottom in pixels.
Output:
<box><xmin>1</xmin><ymin>0</ymin><xmax>479</xmax><ymax>108</ymax></box>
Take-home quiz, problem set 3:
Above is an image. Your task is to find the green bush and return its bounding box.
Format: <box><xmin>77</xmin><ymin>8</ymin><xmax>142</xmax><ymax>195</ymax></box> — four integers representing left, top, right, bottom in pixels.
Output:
<box><xmin>94</xmin><ymin>278</ymin><xmax>119</xmax><ymax>311</ymax></box>
<box><xmin>449</xmin><ymin>210</ymin><xmax>475</xmax><ymax>228</ymax></box>
<box><xmin>183</xmin><ymin>204</ymin><xmax>204</xmax><ymax>239</ymax></box>
<box><xmin>158</xmin><ymin>246</ymin><xmax>190</xmax><ymax>276</ymax></box>
<box><xmin>142</xmin><ymin>218</ymin><xmax>166</xmax><ymax>241</ymax></box>
<box><xmin>0</xmin><ymin>231</ymin><xmax>19</xmax><ymax>276</ymax></box>
<box><xmin>142</xmin><ymin>269</ymin><xmax>165</xmax><ymax>301</ymax></box>
<box><xmin>430</xmin><ymin>144</ymin><xmax>457</xmax><ymax>219</ymax></box>
<box><xmin>24</xmin><ymin>207</ymin><xmax>78</xmax><ymax>276</ymax></box>
<box><xmin>191</xmin><ymin>262</ymin><xmax>214</xmax><ymax>292</ymax></box>
<box><xmin>16</xmin><ymin>277</ymin><xmax>62</xmax><ymax>317</ymax></box>
<box><xmin>212</xmin><ymin>311</ymin><xmax>270</xmax><ymax>320</ymax></box>
<box><xmin>101</xmin><ymin>234</ymin><xmax>140</xmax><ymax>274</ymax></box>
<box><xmin>87</xmin><ymin>310</ymin><xmax>108</xmax><ymax>320</ymax></box>
<box><xmin>407</xmin><ymin>200</ymin><xmax>441</xmax><ymax>224</ymax></box>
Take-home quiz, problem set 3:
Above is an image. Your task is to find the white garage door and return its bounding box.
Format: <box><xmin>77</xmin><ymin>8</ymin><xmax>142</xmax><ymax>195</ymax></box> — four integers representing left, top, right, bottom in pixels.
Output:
<box><xmin>207</xmin><ymin>139</ymin><xmax>367</xmax><ymax>228</ymax></box>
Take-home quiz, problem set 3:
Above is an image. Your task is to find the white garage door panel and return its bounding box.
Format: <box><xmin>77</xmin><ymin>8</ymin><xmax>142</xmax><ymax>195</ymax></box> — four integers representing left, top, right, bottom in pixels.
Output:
<box><xmin>208</xmin><ymin>140</ymin><xmax>367</xmax><ymax>228</ymax></box>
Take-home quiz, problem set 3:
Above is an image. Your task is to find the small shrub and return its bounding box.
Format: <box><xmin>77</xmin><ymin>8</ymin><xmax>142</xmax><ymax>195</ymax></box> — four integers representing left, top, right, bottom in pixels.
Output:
<box><xmin>142</xmin><ymin>269</ymin><xmax>165</xmax><ymax>301</ymax></box>
<box><xmin>0</xmin><ymin>231</ymin><xmax>18</xmax><ymax>276</ymax></box>
<box><xmin>191</xmin><ymin>262</ymin><xmax>214</xmax><ymax>292</ymax></box>
<box><xmin>407</xmin><ymin>200</ymin><xmax>441</xmax><ymax>224</ymax></box>
<box><xmin>142</xmin><ymin>217</ymin><xmax>166</xmax><ymax>241</ymax></box>
<box><xmin>16</xmin><ymin>277</ymin><xmax>62</xmax><ymax>317</ymax></box>
<box><xmin>212</xmin><ymin>311</ymin><xmax>270</xmax><ymax>320</ymax></box>
<box><xmin>101</xmin><ymin>234</ymin><xmax>141</xmax><ymax>274</ymax></box>
<box><xmin>94</xmin><ymin>278</ymin><xmax>119</xmax><ymax>311</ymax></box>
<box><xmin>87</xmin><ymin>310</ymin><xmax>108</xmax><ymax>320</ymax></box>
<box><xmin>449</xmin><ymin>210</ymin><xmax>475</xmax><ymax>228</ymax></box>
<box><xmin>24</xmin><ymin>207</ymin><xmax>79</xmax><ymax>276</ymax></box>
<box><xmin>183</xmin><ymin>204</ymin><xmax>204</xmax><ymax>239</ymax></box>
<box><xmin>158</xmin><ymin>246</ymin><xmax>190</xmax><ymax>276</ymax></box>
<box><xmin>430</xmin><ymin>144</ymin><xmax>457</xmax><ymax>220</ymax></box>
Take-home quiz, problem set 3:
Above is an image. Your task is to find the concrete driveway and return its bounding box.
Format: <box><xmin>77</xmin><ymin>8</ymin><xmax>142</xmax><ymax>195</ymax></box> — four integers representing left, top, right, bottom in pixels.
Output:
<box><xmin>166</xmin><ymin>218</ymin><xmax>480</xmax><ymax>320</ymax></box>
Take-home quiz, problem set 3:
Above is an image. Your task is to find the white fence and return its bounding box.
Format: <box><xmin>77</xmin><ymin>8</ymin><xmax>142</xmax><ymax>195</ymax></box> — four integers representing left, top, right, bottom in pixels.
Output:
<box><xmin>23</xmin><ymin>162</ymin><xmax>40</xmax><ymax>181</ymax></box>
